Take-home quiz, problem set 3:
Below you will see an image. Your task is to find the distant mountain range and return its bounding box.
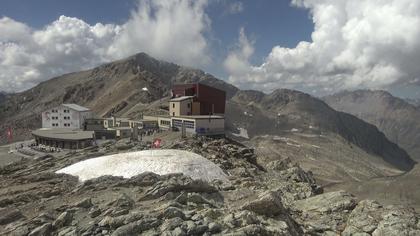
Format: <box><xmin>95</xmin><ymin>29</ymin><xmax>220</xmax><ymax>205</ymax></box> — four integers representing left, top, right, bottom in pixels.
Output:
<box><xmin>0</xmin><ymin>91</ymin><xmax>7</xmax><ymax>103</ymax></box>
<box><xmin>0</xmin><ymin>53</ymin><xmax>415</xmax><ymax>184</ymax></box>
<box><xmin>324</xmin><ymin>90</ymin><xmax>420</xmax><ymax>161</ymax></box>
<box><xmin>405</xmin><ymin>98</ymin><xmax>420</xmax><ymax>108</ymax></box>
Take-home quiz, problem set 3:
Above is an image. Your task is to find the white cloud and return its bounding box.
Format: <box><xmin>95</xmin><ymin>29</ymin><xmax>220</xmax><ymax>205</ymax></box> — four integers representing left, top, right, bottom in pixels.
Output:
<box><xmin>0</xmin><ymin>0</ymin><xmax>210</xmax><ymax>92</ymax></box>
<box><xmin>108</xmin><ymin>0</ymin><xmax>210</xmax><ymax>66</ymax></box>
<box><xmin>224</xmin><ymin>27</ymin><xmax>254</xmax><ymax>76</ymax></box>
<box><xmin>227</xmin><ymin>1</ymin><xmax>244</xmax><ymax>14</ymax></box>
<box><xmin>226</xmin><ymin>0</ymin><xmax>420</xmax><ymax>95</ymax></box>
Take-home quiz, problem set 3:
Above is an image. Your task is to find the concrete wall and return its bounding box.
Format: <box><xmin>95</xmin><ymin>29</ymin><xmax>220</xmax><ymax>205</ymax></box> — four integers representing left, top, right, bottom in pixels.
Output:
<box><xmin>195</xmin><ymin>118</ymin><xmax>225</xmax><ymax>135</ymax></box>
<box><xmin>170</xmin><ymin>117</ymin><xmax>225</xmax><ymax>135</ymax></box>
<box><xmin>169</xmin><ymin>98</ymin><xmax>193</xmax><ymax>117</ymax></box>
<box><xmin>42</xmin><ymin>105</ymin><xmax>92</xmax><ymax>129</ymax></box>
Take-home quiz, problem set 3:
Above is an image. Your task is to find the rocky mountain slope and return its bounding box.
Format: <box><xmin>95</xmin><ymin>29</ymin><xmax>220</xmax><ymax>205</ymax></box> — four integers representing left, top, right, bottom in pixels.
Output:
<box><xmin>0</xmin><ymin>91</ymin><xmax>7</xmax><ymax>103</ymax></box>
<box><xmin>0</xmin><ymin>52</ymin><xmax>415</xmax><ymax>184</ymax></box>
<box><xmin>1</xmin><ymin>137</ymin><xmax>419</xmax><ymax>236</ymax></box>
<box><xmin>405</xmin><ymin>98</ymin><xmax>420</xmax><ymax>108</ymax></box>
<box><xmin>0</xmin><ymin>53</ymin><xmax>237</xmax><ymax>143</ymax></box>
<box><xmin>225</xmin><ymin>89</ymin><xmax>415</xmax><ymax>184</ymax></box>
<box><xmin>324</xmin><ymin>90</ymin><xmax>420</xmax><ymax>160</ymax></box>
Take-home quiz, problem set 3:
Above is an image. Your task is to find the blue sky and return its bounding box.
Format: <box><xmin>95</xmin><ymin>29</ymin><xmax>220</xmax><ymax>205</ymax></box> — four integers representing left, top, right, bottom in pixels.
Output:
<box><xmin>0</xmin><ymin>0</ymin><xmax>419</xmax><ymax>98</ymax></box>
<box><xmin>0</xmin><ymin>0</ymin><xmax>313</xmax><ymax>78</ymax></box>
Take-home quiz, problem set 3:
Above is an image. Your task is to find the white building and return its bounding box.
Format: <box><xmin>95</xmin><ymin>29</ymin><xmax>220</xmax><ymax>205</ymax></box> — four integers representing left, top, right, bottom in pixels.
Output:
<box><xmin>144</xmin><ymin>115</ymin><xmax>225</xmax><ymax>136</ymax></box>
<box><xmin>42</xmin><ymin>104</ymin><xmax>93</xmax><ymax>129</ymax></box>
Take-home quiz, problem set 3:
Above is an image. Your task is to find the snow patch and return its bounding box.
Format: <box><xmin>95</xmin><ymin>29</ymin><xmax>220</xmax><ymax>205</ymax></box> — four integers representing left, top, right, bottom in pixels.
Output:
<box><xmin>56</xmin><ymin>149</ymin><xmax>229</xmax><ymax>183</ymax></box>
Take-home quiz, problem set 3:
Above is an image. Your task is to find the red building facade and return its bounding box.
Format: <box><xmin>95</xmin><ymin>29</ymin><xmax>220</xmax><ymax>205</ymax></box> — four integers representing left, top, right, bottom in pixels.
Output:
<box><xmin>171</xmin><ymin>83</ymin><xmax>226</xmax><ymax>115</ymax></box>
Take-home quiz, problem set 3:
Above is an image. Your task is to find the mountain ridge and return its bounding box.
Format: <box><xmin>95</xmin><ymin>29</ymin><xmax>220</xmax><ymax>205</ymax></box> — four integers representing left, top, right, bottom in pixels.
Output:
<box><xmin>324</xmin><ymin>89</ymin><xmax>420</xmax><ymax>161</ymax></box>
<box><xmin>0</xmin><ymin>53</ymin><xmax>415</xmax><ymax>175</ymax></box>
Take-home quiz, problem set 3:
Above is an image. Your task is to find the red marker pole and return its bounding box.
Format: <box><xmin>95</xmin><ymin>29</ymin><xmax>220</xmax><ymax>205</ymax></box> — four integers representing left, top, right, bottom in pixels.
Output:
<box><xmin>6</xmin><ymin>127</ymin><xmax>13</xmax><ymax>144</ymax></box>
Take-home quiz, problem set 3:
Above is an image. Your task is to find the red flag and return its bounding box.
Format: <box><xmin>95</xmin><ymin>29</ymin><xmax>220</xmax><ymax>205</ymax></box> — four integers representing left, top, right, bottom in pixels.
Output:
<box><xmin>152</xmin><ymin>138</ymin><xmax>161</xmax><ymax>148</ymax></box>
<box><xmin>6</xmin><ymin>127</ymin><xmax>12</xmax><ymax>143</ymax></box>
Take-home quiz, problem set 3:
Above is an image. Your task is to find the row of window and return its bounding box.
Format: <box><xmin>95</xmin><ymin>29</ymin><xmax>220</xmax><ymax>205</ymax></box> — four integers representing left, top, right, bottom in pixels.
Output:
<box><xmin>52</xmin><ymin>123</ymin><xmax>71</xmax><ymax>127</ymax></box>
<box><xmin>52</xmin><ymin>116</ymin><xmax>71</xmax><ymax>120</ymax></box>
<box><xmin>160</xmin><ymin>120</ymin><xmax>171</xmax><ymax>126</ymax></box>
<box><xmin>51</xmin><ymin>109</ymin><xmax>71</xmax><ymax>113</ymax></box>
<box><xmin>172</xmin><ymin>119</ymin><xmax>195</xmax><ymax>129</ymax></box>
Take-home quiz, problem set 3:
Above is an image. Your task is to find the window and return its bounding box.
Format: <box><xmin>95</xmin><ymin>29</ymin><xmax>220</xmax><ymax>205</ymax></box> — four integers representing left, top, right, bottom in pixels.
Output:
<box><xmin>160</xmin><ymin>120</ymin><xmax>170</xmax><ymax>126</ymax></box>
<box><xmin>172</xmin><ymin>119</ymin><xmax>183</xmax><ymax>128</ymax></box>
<box><xmin>184</xmin><ymin>120</ymin><xmax>195</xmax><ymax>129</ymax></box>
<box><xmin>172</xmin><ymin>112</ymin><xmax>175</xmax><ymax>116</ymax></box>
<box><xmin>187</xmin><ymin>103</ymin><xmax>191</xmax><ymax>108</ymax></box>
<box><xmin>172</xmin><ymin>103</ymin><xmax>175</xmax><ymax>108</ymax></box>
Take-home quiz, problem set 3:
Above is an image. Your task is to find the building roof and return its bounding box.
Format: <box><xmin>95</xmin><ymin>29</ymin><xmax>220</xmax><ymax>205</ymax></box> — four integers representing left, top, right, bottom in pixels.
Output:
<box><xmin>109</xmin><ymin>127</ymin><xmax>132</xmax><ymax>130</ymax></box>
<box><xmin>174</xmin><ymin>115</ymin><xmax>225</xmax><ymax>120</ymax></box>
<box><xmin>170</xmin><ymin>96</ymin><xmax>194</xmax><ymax>102</ymax></box>
<box><xmin>62</xmin><ymin>104</ymin><xmax>91</xmax><ymax>112</ymax></box>
<box><xmin>32</xmin><ymin>128</ymin><xmax>94</xmax><ymax>141</ymax></box>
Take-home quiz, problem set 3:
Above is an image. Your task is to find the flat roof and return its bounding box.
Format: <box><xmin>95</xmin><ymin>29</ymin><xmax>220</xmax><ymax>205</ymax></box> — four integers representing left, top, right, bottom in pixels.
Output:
<box><xmin>173</xmin><ymin>115</ymin><xmax>224</xmax><ymax>120</ymax></box>
<box><xmin>109</xmin><ymin>127</ymin><xmax>132</xmax><ymax>130</ymax></box>
<box><xmin>170</xmin><ymin>96</ymin><xmax>194</xmax><ymax>102</ymax></box>
<box><xmin>32</xmin><ymin>129</ymin><xmax>94</xmax><ymax>141</ymax></box>
<box><xmin>62</xmin><ymin>104</ymin><xmax>91</xmax><ymax>112</ymax></box>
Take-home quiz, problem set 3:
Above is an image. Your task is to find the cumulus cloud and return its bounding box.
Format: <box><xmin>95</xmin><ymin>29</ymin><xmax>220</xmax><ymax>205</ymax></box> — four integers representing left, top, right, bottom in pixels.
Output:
<box><xmin>224</xmin><ymin>27</ymin><xmax>254</xmax><ymax>76</ymax></box>
<box><xmin>0</xmin><ymin>0</ymin><xmax>210</xmax><ymax>92</ymax></box>
<box><xmin>108</xmin><ymin>0</ymin><xmax>210</xmax><ymax>66</ymax></box>
<box><xmin>226</xmin><ymin>0</ymin><xmax>420</xmax><ymax>95</ymax></box>
<box><xmin>227</xmin><ymin>1</ymin><xmax>244</xmax><ymax>14</ymax></box>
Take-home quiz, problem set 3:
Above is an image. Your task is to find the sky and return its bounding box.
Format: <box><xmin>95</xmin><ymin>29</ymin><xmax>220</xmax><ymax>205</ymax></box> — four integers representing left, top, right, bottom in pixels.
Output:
<box><xmin>0</xmin><ymin>0</ymin><xmax>419</xmax><ymax>98</ymax></box>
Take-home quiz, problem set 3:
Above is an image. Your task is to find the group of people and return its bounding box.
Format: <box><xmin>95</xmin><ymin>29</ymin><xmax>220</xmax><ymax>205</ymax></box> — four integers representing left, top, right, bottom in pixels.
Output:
<box><xmin>31</xmin><ymin>144</ymin><xmax>62</xmax><ymax>153</ymax></box>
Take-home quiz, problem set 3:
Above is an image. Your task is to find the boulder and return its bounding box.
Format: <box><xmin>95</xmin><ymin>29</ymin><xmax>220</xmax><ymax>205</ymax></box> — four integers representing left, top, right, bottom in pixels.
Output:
<box><xmin>57</xmin><ymin>226</ymin><xmax>78</xmax><ymax>236</ymax></box>
<box><xmin>159</xmin><ymin>207</ymin><xmax>186</xmax><ymax>220</ymax></box>
<box><xmin>208</xmin><ymin>222</ymin><xmax>222</xmax><ymax>233</ymax></box>
<box><xmin>372</xmin><ymin>205</ymin><xmax>420</xmax><ymax>236</ymax></box>
<box><xmin>108</xmin><ymin>193</ymin><xmax>135</xmax><ymax>209</ymax></box>
<box><xmin>53</xmin><ymin>211</ymin><xmax>73</xmax><ymax>229</ymax></box>
<box><xmin>28</xmin><ymin>223</ymin><xmax>52</xmax><ymax>236</ymax></box>
<box><xmin>241</xmin><ymin>191</ymin><xmax>285</xmax><ymax>216</ymax></box>
<box><xmin>292</xmin><ymin>191</ymin><xmax>357</xmax><ymax>234</ymax></box>
<box><xmin>141</xmin><ymin>175</ymin><xmax>217</xmax><ymax>200</ymax></box>
<box><xmin>0</xmin><ymin>208</ymin><xmax>24</xmax><ymax>225</ymax></box>
<box><xmin>73</xmin><ymin>198</ymin><xmax>93</xmax><ymax>209</ymax></box>
<box><xmin>111</xmin><ymin>217</ymin><xmax>161</xmax><ymax>236</ymax></box>
<box><xmin>292</xmin><ymin>190</ymin><xmax>357</xmax><ymax>214</ymax></box>
<box><xmin>342</xmin><ymin>200</ymin><xmax>384</xmax><ymax>235</ymax></box>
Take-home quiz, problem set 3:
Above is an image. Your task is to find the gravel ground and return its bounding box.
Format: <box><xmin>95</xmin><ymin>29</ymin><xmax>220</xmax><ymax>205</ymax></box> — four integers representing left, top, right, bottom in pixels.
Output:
<box><xmin>0</xmin><ymin>145</ymin><xmax>22</xmax><ymax>167</ymax></box>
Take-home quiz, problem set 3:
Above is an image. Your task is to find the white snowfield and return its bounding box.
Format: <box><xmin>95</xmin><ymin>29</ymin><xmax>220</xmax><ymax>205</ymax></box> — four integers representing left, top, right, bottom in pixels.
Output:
<box><xmin>56</xmin><ymin>149</ymin><xmax>229</xmax><ymax>183</ymax></box>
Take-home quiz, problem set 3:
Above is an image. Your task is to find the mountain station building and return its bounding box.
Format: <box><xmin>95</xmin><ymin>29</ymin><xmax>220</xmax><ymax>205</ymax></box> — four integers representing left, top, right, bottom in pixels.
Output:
<box><xmin>145</xmin><ymin>83</ymin><xmax>226</xmax><ymax>136</ymax></box>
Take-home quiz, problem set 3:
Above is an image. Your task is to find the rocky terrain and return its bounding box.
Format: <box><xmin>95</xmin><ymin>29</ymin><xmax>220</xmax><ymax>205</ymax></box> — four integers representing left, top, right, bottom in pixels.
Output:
<box><xmin>405</xmin><ymin>98</ymin><xmax>420</xmax><ymax>108</ymax></box>
<box><xmin>324</xmin><ymin>90</ymin><xmax>420</xmax><ymax>160</ymax></box>
<box><xmin>0</xmin><ymin>53</ymin><xmax>237</xmax><ymax>143</ymax></box>
<box><xmin>0</xmin><ymin>91</ymin><xmax>7</xmax><ymax>103</ymax></box>
<box><xmin>1</xmin><ymin>137</ymin><xmax>419</xmax><ymax>236</ymax></box>
<box><xmin>0</xmin><ymin>53</ymin><xmax>414</xmax><ymax>177</ymax></box>
<box><xmin>224</xmin><ymin>89</ymin><xmax>415</xmax><ymax>191</ymax></box>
